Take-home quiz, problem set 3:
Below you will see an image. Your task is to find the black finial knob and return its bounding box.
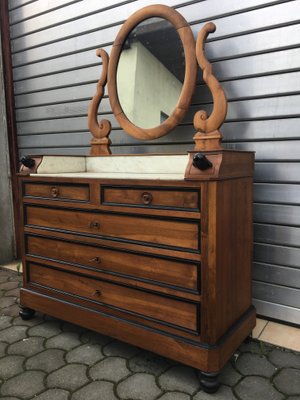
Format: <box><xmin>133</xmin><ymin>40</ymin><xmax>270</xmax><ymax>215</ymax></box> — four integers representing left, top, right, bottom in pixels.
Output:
<box><xmin>20</xmin><ymin>156</ymin><xmax>35</xmax><ymax>168</ymax></box>
<box><xmin>192</xmin><ymin>153</ymin><xmax>213</xmax><ymax>171</ymax></box>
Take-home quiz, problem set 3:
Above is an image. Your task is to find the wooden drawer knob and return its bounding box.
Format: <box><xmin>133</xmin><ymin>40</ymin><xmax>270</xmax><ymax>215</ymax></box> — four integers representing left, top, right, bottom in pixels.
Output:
<box><xmin>141</xmin><ymin>192</ymin><xmax>153</xmax><ymax>205</ymax></box>
<box><xmin>89</xmin><ymin>257</ymin><xmax>101</xmax><ymax>264</ymax></box>
<box><xmin>93</xmin><ymin>289</ymin><xmax>102</xmax><ymax>297</ymax></box>
<box><xmin>89</xmin><ymin>221</ymin><xmax>100</xmax><ymax>229</ymax></box>
<box><xmin>50</xmin><ymin>187</ymin><xmax>59</xmax><ymax>198</ymax></box>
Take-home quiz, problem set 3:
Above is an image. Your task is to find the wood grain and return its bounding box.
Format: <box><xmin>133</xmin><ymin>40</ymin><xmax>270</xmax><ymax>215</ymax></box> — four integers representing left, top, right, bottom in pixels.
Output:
<box><xmin>107</xmin><ymin>4</ymin><xmax>197</xmax><ymax>140</ymax></box>
<box><xmin>25</xmin><ymin>206</ymin><xmax>200</xmax><ymax>251</ymax></box>
<box><xmin>28</xmin><ymin>262</ymin><xmax>198</xmax><ymax>332</ymax></box>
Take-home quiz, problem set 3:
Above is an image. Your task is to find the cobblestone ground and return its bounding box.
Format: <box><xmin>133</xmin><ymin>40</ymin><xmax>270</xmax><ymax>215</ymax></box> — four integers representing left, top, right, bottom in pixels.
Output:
<box><xmin>0</xmin><ymin>268</ymin><xmax>299</xmax><ymax>400</ymax></box>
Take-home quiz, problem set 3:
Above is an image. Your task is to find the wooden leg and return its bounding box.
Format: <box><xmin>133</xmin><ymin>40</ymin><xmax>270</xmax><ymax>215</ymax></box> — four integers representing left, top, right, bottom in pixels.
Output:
<box><xmin>244</xmin><ymin>335</ymin><xmax>252</xmax><ymax>344</ymax></box>
<box><xmin>19</xmin><ymin>307</ymin><xmax>35</xmax><ymax>320</ymax></box>
<box><xmin>200</xmin><ymin>371</ymin><xmax>220</xmax><ymax>393</ymax></box>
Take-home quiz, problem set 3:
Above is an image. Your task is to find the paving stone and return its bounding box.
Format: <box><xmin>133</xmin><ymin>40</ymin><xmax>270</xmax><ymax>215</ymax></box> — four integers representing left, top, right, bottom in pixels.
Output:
<box><xmin>0</xmin><ymin>341</ymin><xmax>7</xmax><ymax>357</ymax></box>
<box><xmin>0</xmin><ymin>281</ymin><xmax>19</xmax><ymax>291</ymax></box>
<box><xmin>46</xmin><ymin>332</ymin><xmax>82</xmax><ymax>350</ymax></box>
<box><xmin>13</xmin><ymin>313</ymin><xmax>44</xmax><ymax>326</ymax></box>
<box><xmin>235</xmin><ymin>352</ymin><xmax>277</xmax><ymax>377</ymax></box>
<box><xmin>238</xmin><ymin>340</ymin><xmax>272</xmax><ymax>355</ymax></box>
<box><xmin>129</xmin><ymin>350</ymin><xmax>171</xmax><ymax>375</ymax></box>
<box><xmin>1</xmin><ymin>304</ymin><xmax>20</xmax><ymax>317</ymax></box>
<box><xmin>287</xmin><ymin>397</ymin><xmax>300</xmax><ymax>400</ymax></box>
<box><xmin>28</xmin><ymin>321</ymin><xmax>62</xmax><ymax>338</ymax></box>
<box><xmin>0</xmin><ymin>355</ymin><xmax>25</xmax><ymax>379</ymax></box>
<box><xmin>72</xmin><ymin>381</ymin><xmax>118</xmax><ymax>400</ymax></box>
<box><xmin>26</xmin><ymin>348</ymin><xmax>65</xmax><ymax>373</ymax></box>
<box><xmin>117</xmin><ymin>372</ymin><xmax>162</xmax><ymax>400</ymax></box>
<box><xmin>235</xmin><ymin>376</ymin><xmax>284</xmax><ymax>400</ymax></box>
<box><xmin>47</xmin><ymin>364</ymin><xmax>88</xmax><ymax>391</ymax></box>
<box><xmin>103</xmin><ymin>340</ymin><xmax>140</xmax><ymax>358</ymax></box>
<box><xmin>32</xmin><ymin>389</ymin><xmax>70</xmax><ymax>400</ymax></box>
<box><xmin>62</xmin><ymin>321</ymin><xmax>87</xmax><ymax>335</ymax></box>
<box><xmin>80</xmin><ymin>330</ymin><xmax>111</xmax><ymax>345</ymax></box>
<box><xmin>0</xmin><ymin>325</ymin><xmax>28</xmax><ymax>343</ymax></box>
<box><xmin>0</xmin><ymin>297</ymin><xmax>17</xmax><ymax>309</ymax></box>
<box><xmin>219</xmin><ymin>362</ymin><xmax>242</xmax><ymax>386</ymax></box>
<box><xmin>4</xmin><ymin>289</ymin><xmax>20</xmax><ymax>298</ymax></box>
<box><xmin>269</xmin><ymin>349</ymin><xmax>300</xmax><ymax>369</ymax></box>
<box><xmin>193</xmin><ymin>385</ymin><xmax>237</xmax><ymax>399</ymax></box>
<box><xmin>0</xmin><ymin>397</ymin><xmax>22</xmax><ymax>400</ymax></box>
<box><xmin>159</xmin><ymin>392</ymin><xmax>190</xmax><ymax>400</ymax></box>
<box><xmin>0</xmin><ymin>315</ymin><xmax>12</xmax><ymax>330</ymax></box>
<box><xmin>0</xmin><ymin>275</ymin><xmax>9</xmax><ymax>283</ymax></box>
<box><xmin>7</xmin><ymin>336</ymin><xmax>45</xmax><ymax>357</ymax></box>
<box><xmin>159</xmin><ymin>365</ymin><xmax>200</xmax><ymax>395</ymax></box>
<box><xmin>273</xmin><ymin>368</ymin><xmax>300</xmax><ymax>396</ymax></box>
<box><xmin>66</xmin><ymin>343</ymin><xmax>104</xmax><ymax>365</ymax></box>
<box><xmin>1</xmin><ymin>370</ymin><xmax>46</xmax><ymax>398</ymax></box>
<box><xmin>90</xmin><ymin>356</ymin><xmax>130</xmax><ymax>382</ymax></box>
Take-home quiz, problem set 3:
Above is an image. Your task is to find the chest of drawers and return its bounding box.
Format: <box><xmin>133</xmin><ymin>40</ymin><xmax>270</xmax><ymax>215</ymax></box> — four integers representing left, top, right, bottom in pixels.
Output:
<box><xmin>18</xmin><ymin>153</ymin><xmax>255</xmax><ymax>392</ymax></box>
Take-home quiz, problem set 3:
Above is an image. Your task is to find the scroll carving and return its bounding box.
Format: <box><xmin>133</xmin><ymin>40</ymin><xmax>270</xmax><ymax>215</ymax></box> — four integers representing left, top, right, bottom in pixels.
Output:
<box><xmin>193</xmin><ymin>22</ymin><xmax>228</xmax><ymax>151</ymax></box>
<box><xmin>88</xmin><ymin>48</ymin><xmax>112</xmax><ymax>155</ymax></box>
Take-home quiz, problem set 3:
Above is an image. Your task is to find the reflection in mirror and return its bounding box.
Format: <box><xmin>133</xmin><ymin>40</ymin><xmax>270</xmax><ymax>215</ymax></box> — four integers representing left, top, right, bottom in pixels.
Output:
<box><xmin>117</xmin><ymin>17</ymin><xmax>185</xmax><ymax>129</ymax></box>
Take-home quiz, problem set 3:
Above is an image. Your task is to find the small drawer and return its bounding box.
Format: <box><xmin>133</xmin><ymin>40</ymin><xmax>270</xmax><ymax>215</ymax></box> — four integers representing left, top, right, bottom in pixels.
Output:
<box><xmin>28</xmin><ymin>262</ymin><xmax>199</xmax><ymax>333</ymax></box>
<box><xmin>25</xmin><ymin>206</ymin><xmax>200</xmax><ymax>251</ymax></box>
<box><xmin>101</xmin><ymin>185</ymin><xmax>200</xmax><ymax>211</ymax></box>
<box><xmin>26</xmin><ymin>235</ymin><xmax>200</xmax><ymax>292</ymax></box>
<box><xmin>24</xmin><ymin>182</ymin><xmax>90</xmax><ymax>202</ymax></box>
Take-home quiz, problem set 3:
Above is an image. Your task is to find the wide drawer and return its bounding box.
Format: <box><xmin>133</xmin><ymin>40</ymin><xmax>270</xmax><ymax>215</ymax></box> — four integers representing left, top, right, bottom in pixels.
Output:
<box><xmin>25</xmin><ymin>206</ymin><xmax>200</xmax><ymax>251</ymax></box>
<box><xmin>26</xmin><ymin>235</ymin><xmax>200</xmax><ymax>292</ymax></box>
<box><xmin>23</xmin><ymin>182</ymin><xmax>90</xmax><ymax>202</ymax></box>
<box><xmin>101</xmin><ymin>185</ymin><xmax>200</xmax><ymax>211</ymax></box>
<box><xmin>28</xmin><ymin>262</ymin><xmax>199</xmax><ymax>333</ymax></box>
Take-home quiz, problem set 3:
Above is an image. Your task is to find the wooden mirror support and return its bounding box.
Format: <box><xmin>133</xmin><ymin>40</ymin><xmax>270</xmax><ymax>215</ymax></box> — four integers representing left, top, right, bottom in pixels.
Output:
<box><xmin>193</xmin><ymin>22</ymin><xmax>228</xmax><ymax>152</ymax></box>
<box><xmin>88</xmin><ymin>49</ymin><xmax>112</xmax><ymax>155</ymax></box>
<box><xmin>88</xmin><ymin>6</ymin><xmax>228</xmax><ymax>154</ymax></box>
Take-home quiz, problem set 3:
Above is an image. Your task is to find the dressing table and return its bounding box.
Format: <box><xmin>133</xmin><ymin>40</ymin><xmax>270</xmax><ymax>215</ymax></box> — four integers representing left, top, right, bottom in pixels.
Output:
<box><xmin>18</xmin><ymin>5</ymin><xmax>255</xmax><ymax>393</ymax></box>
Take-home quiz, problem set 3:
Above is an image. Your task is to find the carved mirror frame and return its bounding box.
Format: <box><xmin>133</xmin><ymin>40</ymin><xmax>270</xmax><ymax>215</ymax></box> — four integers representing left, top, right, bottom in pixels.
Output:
<box><xmin>108</xmin><ymin>5</ymin><xmax>197</xmax><ymax>141</ymax></box>
<box><xmin>88</xmin><ymin>4</ymin><xmax>227</xmax><ymax>155</ymax></box>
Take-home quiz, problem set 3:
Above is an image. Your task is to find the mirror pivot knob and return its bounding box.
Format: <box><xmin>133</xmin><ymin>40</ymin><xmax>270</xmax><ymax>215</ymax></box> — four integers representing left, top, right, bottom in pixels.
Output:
<box><xmin>192</xmin><ymin>153</ymin><xmax>213</xmax><ymax>170</ymax></box>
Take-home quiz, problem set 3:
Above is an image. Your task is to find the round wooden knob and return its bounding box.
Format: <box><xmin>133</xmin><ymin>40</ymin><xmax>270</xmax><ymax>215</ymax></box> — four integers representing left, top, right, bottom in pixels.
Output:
<box><xmin>141</xmin><ymin>192</ymin><xmax>153</xmax><ymax>205</ymax></box>
<box><xmin>89</xmin><ymin>221</ymin><xmax>100</xmax><ymax>229</ymax></box>
<box><xmin>50</xmin><ymin>187</ymin><xmax>59</xmax><ymax>198</ymax></box>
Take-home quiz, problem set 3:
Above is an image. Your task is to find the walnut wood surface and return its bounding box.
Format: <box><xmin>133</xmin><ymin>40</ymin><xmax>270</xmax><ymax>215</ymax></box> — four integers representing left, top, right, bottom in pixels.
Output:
<box><xmin>88</xmin><ymin>49</ymin><xmax>112</xmax><ymax>155</ymax></box>
<box><xmin>28</xmin><ymin>262</ymin><xmax>198</xmax><ymax>332</ymax></box>
<box><xmin>20</xmin><ymin>289</ymin><xmax>255</xmax><ymax>371</ymax></box>
<box><xmin>26</xmin><ymin>235</ymin><xmax>199</xmax><ymax>292</ymax></box>
<box><xmin>107</xmin><ymin>4</ymin><xmax>197</xmax><ymax>140</ymax></box>
<box><xmin>24</xmin><ymin>182</ymin><xmax>90</xmax><ymax>202</ymax></box>
<box><xmin>19</xmin><ymin>157</ymin><xmax>255</xmax><ymax>375</ymax></box>
<box><xmin>25</xmin><ymin>206</ymin><xmax>200</xmax><ymax>251</ymax></box>
<box><xmin>102</xmin><ymin>186</ymin><xmax>199</xmax><ymax>210</ymax></box>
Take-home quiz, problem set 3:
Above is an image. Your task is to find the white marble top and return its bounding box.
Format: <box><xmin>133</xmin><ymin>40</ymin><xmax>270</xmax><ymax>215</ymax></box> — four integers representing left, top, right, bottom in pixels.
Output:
<box><xmin>33</xmin><ymin>155</ymin><xmax>189</xmax><ymax>180</ymax></box>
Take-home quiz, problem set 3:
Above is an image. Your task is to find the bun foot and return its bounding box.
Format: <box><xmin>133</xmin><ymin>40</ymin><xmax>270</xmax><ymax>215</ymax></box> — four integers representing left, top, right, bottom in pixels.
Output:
<box><xmin>19</xmin><ymin>307</ymin><xmax>35</xmax><ymax>320</ymax></box>
<box><xmin>200</xmin><ymin>371</ymin><xmax>220</xmax><ymax>393</ymax></box>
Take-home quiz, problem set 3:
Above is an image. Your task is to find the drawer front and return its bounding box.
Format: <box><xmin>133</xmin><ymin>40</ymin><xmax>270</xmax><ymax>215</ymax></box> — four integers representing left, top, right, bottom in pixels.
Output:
<box><xmin>25</xmin><ymin>206</ymin><xmax>200</xmax><ymax>251</ymax></box>
<box><xmin>101</xmin><ymin>185</ymin><xmax>200</xmax><ymax>211</ymax></box>
<box><xmin>26</xmin><ymin>235</ymin><xmax>200</xmax><ymax>291</ymax></box>
<box><xmin>24</xmin><ymin>182</ymin><xmax>89</xmax><ymax>202</ymax></box>
<box><xmin>28</xmin><ymin>262</ymin><xmax>199</xmax><ymax>332</ymax></box>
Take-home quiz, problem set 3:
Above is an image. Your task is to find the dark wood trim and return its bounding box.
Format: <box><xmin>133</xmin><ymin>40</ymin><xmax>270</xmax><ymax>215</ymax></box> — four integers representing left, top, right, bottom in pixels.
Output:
<box><xmin>0</xmin><ymin>0</ymin><xmax>21</xmax><ymax>256</ymax></box>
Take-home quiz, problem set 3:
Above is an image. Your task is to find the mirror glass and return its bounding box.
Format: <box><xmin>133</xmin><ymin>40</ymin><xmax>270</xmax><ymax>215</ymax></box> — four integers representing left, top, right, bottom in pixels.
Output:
<box><xmin>116</xmin><ymin>17</ymin><xmax>185</xmax><ymax>129</ymax></box>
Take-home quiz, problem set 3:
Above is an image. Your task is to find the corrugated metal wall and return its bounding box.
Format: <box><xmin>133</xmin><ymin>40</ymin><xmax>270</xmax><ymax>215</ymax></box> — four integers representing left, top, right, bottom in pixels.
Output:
<box><xmin>8</xmin><ymin>0</ymin><xmax>300</xmax><ymax>324</ymax></box>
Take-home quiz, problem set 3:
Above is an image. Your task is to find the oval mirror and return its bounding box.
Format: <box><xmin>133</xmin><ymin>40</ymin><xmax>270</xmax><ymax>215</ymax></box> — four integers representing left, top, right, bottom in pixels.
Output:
<box><xmin>108</xmin><ymin>5</ymin><xmax>197</xmax><ymax>140</ymax></box>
